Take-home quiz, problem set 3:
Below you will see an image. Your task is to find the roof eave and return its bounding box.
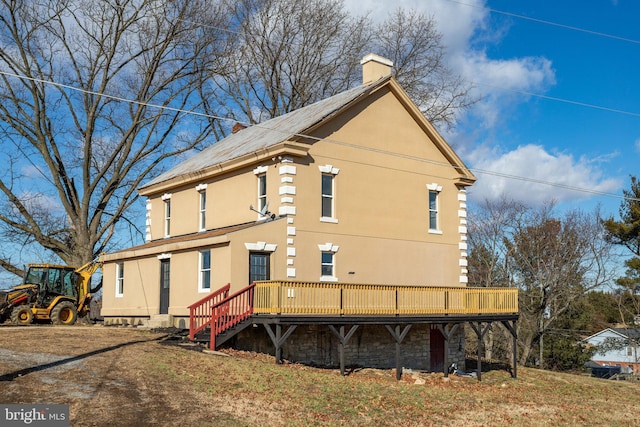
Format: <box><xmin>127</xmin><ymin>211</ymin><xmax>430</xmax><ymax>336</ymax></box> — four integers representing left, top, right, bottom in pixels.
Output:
<box><xmin>138</xmin><ymin>141</ymin><xmax>310</xmax><ymax>197</ymax></box>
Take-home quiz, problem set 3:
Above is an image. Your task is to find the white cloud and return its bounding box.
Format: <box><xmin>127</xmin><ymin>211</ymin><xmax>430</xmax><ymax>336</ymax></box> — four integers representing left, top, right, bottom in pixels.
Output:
<box><xmin>344</xmin><ymin>0</ymin><xmax>616</xmax><ymax>206</ymax></box>
<box><xmin>467</xmin><ymin>144</ymin><xmax>621</xmax><ymax>205</ymax></box>
<box><xmin>635</xmin><ymin>138</ymin><xmax>640</xmax><ymax>153</ymax></box>
<box><xmin>344</xmin><ymin>0</ymin><xmax>556</xmax><ymax>127</ymax></box>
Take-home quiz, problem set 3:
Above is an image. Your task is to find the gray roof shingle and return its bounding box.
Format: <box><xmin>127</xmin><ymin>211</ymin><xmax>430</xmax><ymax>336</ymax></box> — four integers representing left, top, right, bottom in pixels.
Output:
<box><xmin>140</xmin><ymin>78</ymin><xmax>387</xmax><ymax>191</ymax></box>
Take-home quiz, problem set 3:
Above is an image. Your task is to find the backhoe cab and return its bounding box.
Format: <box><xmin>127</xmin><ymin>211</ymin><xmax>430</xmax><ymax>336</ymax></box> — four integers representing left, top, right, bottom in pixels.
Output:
<box><xmin>0</xmin><ymin>257</ymin><xmax>101</xmax><ymax>326</ymax></box>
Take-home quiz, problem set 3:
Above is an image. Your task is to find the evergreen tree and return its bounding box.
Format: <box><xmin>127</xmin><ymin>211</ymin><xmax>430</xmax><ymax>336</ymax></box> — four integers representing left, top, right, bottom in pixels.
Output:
<box><xmin>603</xmin><ymin>175</ymin><xmax>640</xmax><ymax>322</ymax></box>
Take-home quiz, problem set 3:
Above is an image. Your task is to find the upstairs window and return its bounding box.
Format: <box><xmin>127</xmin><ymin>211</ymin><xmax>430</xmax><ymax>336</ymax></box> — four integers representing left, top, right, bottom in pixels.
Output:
<box><xmin>164</xmin><ymin>200</ymin><xmax>171</xmax><ymax>236</ymax></box>
<box><xmin>162</xmin><ymin>193</ymin><xmax>172</xmax><ymax>237</ymax></box>
<box><xmin>319</xmin><ymin>165</ymin><xmax>339</xmax><ymax>222</ymax></box>
<box><xmin>198</xmin><ymin>189</ymin><xmax>206</xmax><ymax>231</ymax></box>
<box><xmin>426</xmin><ymin>184</ymin><xmax>442</xmax><ymax>233</ymax></box>
<box><xmin>258</xmin><ymin>173</ymin><xmax>267</xmax><ymax>214</ymax></box>
<box><xmin>429</xmin><ymin>191</ymin><xmax>438</xmax><ymax>230</ymax></box>
<box><xmin>321</xmin><ymin>174</ymin><xmax>334</xmax><ymax>218</ymax></box>
<box><xmin>115</xmin><ymin>262</ymin><xmax>124</xmax><ymax>297</ymax></box>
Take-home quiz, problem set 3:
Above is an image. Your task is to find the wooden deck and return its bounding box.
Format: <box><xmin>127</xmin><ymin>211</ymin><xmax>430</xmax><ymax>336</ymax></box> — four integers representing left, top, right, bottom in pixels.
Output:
<box><xmin>189</xmin><ymin>281</ymin><xmax>519</xmax><ymax>381</ymax></box>
<box><xmin>253</xmin><ymin>281</ymin><xmax>518</xmax><ymax>316</ymax></box>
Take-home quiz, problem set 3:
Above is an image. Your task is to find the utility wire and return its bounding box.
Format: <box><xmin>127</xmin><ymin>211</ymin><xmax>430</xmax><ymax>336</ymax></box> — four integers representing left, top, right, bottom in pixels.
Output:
<box><xmin>444</xmin><ymin>0</ymin><xmax>640</xmax><ymax>45</ymax></box>
<box><xmin>477</xmin><ymin>82</ymin><xmax>640</xmax><ymax>118</ymax></box>
<box><xmin>1</xmin><ymin>70</ymin><xmax>638</xmax><ymax>202</ymax></box>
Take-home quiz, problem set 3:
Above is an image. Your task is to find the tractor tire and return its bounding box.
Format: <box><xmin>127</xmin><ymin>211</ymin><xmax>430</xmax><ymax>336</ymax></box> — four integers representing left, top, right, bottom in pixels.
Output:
<box><xmin>51</xmin><ymin>301</ymin><xmax>78</xmax><ymax>325</ymax></box>
<box><xmin>11</xmin><ymin>305</ymin><xmax>33</xmax><ymax>325</ymax></box>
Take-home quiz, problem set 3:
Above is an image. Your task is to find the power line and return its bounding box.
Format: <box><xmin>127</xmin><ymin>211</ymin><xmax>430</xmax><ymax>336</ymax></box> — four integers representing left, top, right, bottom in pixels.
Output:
<box><xmin>0</xmin><ymin>70</ymin><xmax>215</xmax><ymax>120</ymax></box>
<box><xmin>477</xmin><ymin>82</ymin><xmax>640</xmax><ymax>118</ymax></box>
<box><xmin>444</xmin><ymin>0</ymin><xmax>640</xmax><ymax>45</ymax></box>
<box><xmin>0</xmin><ymin>70</ymin><xmax>637</xmax><ymax>203</ymax></box>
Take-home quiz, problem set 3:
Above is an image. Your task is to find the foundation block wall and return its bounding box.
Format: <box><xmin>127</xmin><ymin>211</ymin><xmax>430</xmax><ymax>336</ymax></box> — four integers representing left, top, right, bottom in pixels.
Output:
<box><xmin>233</xmin><ymin>323</ymin><xmax>466</xmax><ymax>372</ymax></box>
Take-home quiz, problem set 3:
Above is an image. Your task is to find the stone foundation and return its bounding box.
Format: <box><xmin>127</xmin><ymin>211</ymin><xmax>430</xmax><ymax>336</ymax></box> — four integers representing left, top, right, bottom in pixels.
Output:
<box><xmin>233</xmin><ymin>323</ymin><xmax>466</xmax><ymax>372</ymax></box>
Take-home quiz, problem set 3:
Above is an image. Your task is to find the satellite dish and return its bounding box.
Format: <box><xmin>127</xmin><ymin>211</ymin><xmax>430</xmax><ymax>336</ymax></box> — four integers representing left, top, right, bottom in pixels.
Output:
<box><xmin>260</xmin><ymin>201</ymin><xmax>269</xmax><ymax>216</ymax></box>
<box><xmin>249</xmin><ymin>201</ymin><xmax>274</xmax><ymax>219</ymax></box>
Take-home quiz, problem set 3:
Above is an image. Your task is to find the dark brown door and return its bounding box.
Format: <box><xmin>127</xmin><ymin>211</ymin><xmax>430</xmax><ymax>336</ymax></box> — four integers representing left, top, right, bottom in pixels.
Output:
<box><xmin>159</xmin><ymin>259</ymin><xmax>170</xmax><ymax>314</ymax></box>
<box><xmin>430</xmin><ymin>326</ymin><xmax>445</xmax><ymax>372</ymax></box>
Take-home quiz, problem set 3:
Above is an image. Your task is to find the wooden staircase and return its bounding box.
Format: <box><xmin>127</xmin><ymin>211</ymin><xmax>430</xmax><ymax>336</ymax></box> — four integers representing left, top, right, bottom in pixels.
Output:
<box><xmin>188</xmin><ymin>283</ymin><xmax>256</xmax><ymax>350</ymax></box>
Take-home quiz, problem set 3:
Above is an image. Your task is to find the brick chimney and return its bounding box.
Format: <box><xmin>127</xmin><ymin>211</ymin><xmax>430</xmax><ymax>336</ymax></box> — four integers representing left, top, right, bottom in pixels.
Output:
<box><xmin>232</xmin><ymin>122</ymin><xmax>247</xmax><ymax>133</ymax></box>
<box><xmin>361</xmin><ymin>54</ymin><xmax>393</xmax><ymax>85</ymax></box>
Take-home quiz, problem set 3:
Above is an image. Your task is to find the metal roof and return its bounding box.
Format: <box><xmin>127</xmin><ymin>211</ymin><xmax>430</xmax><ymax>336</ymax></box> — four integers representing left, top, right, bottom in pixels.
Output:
<box><xmin>140</xmin><ymin>79</ymin><xmax>387</xmax><ymax>191</ymax></box>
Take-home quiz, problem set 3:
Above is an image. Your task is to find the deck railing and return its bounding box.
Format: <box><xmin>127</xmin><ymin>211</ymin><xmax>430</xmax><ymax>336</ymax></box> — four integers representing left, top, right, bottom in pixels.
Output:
<box><xmin>210</xmin><ymin>283</ymin><xmax>255</xmax><ymax>348</ymax></box>
<box><xmin>187</xmin><ymin>283</ymin><xmax>230</xmax><ymax>340</ymax></box>
<box><xmin>253</xmin><ymin>281</ymin><xmax>518</xmax><ymax>316</ymax></box>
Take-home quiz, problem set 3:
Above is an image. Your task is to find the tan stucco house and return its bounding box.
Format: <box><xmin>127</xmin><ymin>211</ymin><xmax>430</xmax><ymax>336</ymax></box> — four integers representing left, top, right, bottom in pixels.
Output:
<box><xmin>102</xmin><ymin>54</ymin><xmax>475</xmax><ymax>323</ymax></box>
<box><xmin>100</xmin><ymin>55</ymin><xmax>517</xmax><ymax>375</ymax></box>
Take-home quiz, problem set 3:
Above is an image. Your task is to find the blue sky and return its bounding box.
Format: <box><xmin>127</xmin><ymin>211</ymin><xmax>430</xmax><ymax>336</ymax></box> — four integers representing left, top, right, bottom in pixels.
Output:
<box><xmin>347</xmin><ymin>0</ymin><xmax>639</xmax><ymax>218</ymax></box>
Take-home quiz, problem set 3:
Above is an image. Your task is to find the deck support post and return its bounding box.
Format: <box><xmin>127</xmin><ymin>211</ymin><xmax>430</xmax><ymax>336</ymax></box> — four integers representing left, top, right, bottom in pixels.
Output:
<box><xmin>501</xmin><ymin>320</ymin><xmax>518</xmax><ymax>379</ymax></box>
<box><xmin>436</xmin><ymin>323</ymin><xmax>459</xmax><ymax>378</ymax></box>
<box><xmin>468</xmin><ymin>322</ymin><xmax>491</xmax><ymax>381</ymax></box>
<box><xmin>328</xmin><ymin>325</ymin><xmax>359</xmax><ymax>376</ymax></box>
<box><xmin>385</xmin><ymin>324</ymin><xmax>413</xmax><ymax>380</ymax></box>
<box><xmin>264</xmin><ymin>324</ymin><xmax>298</xmax><ymax>365</ymax></box>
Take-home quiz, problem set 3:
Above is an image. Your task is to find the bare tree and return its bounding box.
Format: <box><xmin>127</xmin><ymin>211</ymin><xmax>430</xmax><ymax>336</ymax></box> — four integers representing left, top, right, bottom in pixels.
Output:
<box><xmin>468</xmin><ymin>199</ymin><xmax>614</xmax><ymax>367</ymax></box>
<box><xmin>466</xmin><ymin>197</ymin><xmax>527</xmax><ymax>360</ymax></box>
<box><xmin>206</xmin><ymin>0</ymin><xmax>370</xmax><ymax>124</ymax></box>
<box><xmin>208</xmin><ymin>1</ymin><xmax>474</xmax><ymax>127</ymax></box>
<box><xmin>0</xmin><ymin>0</ymin><xmax>227</xmax><ymax>274</ymax></box>
<box><xmin>0</xmin><ymin>0</ymin><xmax>477</xmax><ymax>280</ymax></box>
<box><xmin>374</xmin><ymin>8</ymin><xmax>475</xmax><ymax>128</ymax></box>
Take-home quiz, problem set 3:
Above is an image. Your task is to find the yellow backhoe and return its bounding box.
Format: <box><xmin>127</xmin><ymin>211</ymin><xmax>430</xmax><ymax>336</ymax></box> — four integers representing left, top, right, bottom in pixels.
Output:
<box><xmin>0</xmin><ymin>256</ymin><xmax>102</xmax><ymax>325</ymax></box>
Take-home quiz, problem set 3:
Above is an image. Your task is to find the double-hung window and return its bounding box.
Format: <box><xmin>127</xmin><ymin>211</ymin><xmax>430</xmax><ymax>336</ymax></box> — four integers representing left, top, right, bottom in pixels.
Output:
<box><xmin>321</xmin><ymin>174</ymin><xmax>334</xmax><ymax>218</ymax></box>
<box><xmin>197</xmin><ymin>186</ymin><xmax>207</xmax><ymax>231</ymax></box>
<box><xmin>115</xmin><ymin>262</ymin><xmax>124</xmax><ymax>297</ymax></box>
<box><xmin>429</xmin><ymin>191</ymin><xmax>438</xmax><ymax>230</ymax></box>
<box><xmin>162</xmin><ymin>193</ymin><xmax>172</xmax><ymax>237</ymax></box>
<box><xmin>426</xmin><ymin>184</ymin><xmax>442</xmax><ymax>233</ymax></box>
<box><xmin>196</xmin><ymin>183</ymin><xmax>207</xmax><ymax>231</ymax></box>
<box><xmin>318</xmin><ymin>243</ymin><xmax>339</xmax><ymax>282</ymax></box>
<box><xmin>319</xmin><ymin>165</ymin><xmax>339</xmax><ymax>222</ymax></box>
<box><xmin>199</xmin><ymin>250</ymin><xmax>211</xmax><ymax>292</ymax></box>
<box><xmin>258</xmin><ymin>173</ymin><xmax>267</xmax><ymax>214</ymax></box>
<box><xmin>253</xmin><ymin>166</ymin><xmax>269</xmax><ymax>217</ymax></box>
<box><xmin>321</xmin><ymin>252</ymin><xmax>334</xmax><ymax>277</ymax></box>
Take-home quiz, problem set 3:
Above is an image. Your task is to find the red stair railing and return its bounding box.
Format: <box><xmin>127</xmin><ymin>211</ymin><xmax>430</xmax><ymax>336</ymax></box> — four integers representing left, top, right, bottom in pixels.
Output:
<box><xmin>188</xmin><ymin>283</ymin><xmax>231</xmax><ymax>340</ymax></box>
<box><xmin>209</xmin><ymin>282</ymin><xmax>256</xmax><ymax>350</ymax></box>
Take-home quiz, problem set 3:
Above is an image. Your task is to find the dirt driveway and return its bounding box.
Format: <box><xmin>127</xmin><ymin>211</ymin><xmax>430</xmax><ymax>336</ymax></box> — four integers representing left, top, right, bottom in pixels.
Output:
<box><xmin>0</xmin><ymin>325</ymin><xmax>238</xmax><ymax>426</ymax></box>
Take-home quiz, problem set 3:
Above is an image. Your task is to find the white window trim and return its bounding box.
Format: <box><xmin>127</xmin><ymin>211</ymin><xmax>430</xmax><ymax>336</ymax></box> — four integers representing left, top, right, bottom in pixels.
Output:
<box><xmin>198</xmin><ymin>188</ymin><xmax>207</xmax><ymax>231</ymax></box>
<box><xmin>244</xmin><ymin>242</ymin><xmax>277</xmax><ymax>252</ymax></box>
<box><xmin>253</xmin><ymin>165</ymin><xmax>268</xmax><ymax>175</ymax></box>
<box><xmin>319</xmin><ymin>165</ymin><xmax>339</xmax><ymax>222</ymax></box>
<box><xmin>115</xmin><ymin>262</ymin><xmax>124</xmax><ymax>297</ymax></box>
<box><xmin>427</xmin><ymin>183</ymin><xmax>442</xmax><ymax>234</ymax></box>
<box><xmin>198</xmin><ymin>249</ymin><xmax>211</xmax><ymax>293</ymax></box>
<box><xmin>163</xmin><ymin>197</ymin><xmax>171</xmax><ymax>237</ymax></box>
<box><xmin>318</xmin><ymin>243</ymin><xmax>339</xmax><ymax>282</ymax></box>
<box><xmin>256</xmin><ymin>173</ymin><xmax>268</xmax><ymax>219</ymax></box>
